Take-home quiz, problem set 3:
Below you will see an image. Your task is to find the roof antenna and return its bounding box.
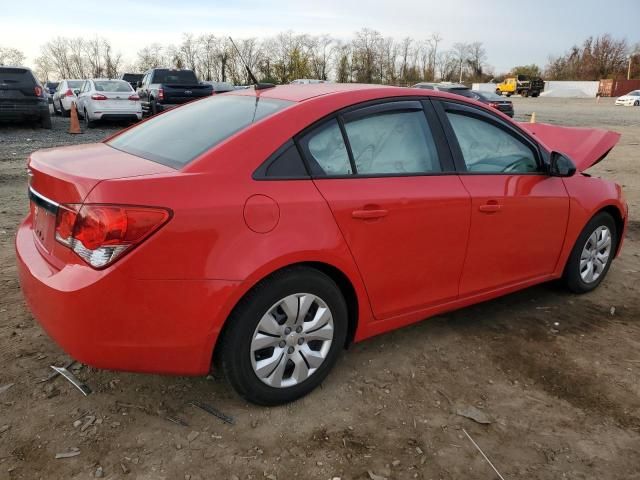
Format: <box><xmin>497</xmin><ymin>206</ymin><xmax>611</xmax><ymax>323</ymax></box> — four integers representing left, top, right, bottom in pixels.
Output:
<box><xmin>228</xmin><ymin>37</ymin><xmax>275</xmax><ymax>91</ymax></box>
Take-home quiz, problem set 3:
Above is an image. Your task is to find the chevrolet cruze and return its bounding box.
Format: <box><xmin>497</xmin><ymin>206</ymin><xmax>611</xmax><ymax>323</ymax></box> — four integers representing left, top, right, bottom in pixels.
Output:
<box><xmin>16</xmin><ymin>84</ymin><xmax>627</xmax><ymax>405</ymax></box>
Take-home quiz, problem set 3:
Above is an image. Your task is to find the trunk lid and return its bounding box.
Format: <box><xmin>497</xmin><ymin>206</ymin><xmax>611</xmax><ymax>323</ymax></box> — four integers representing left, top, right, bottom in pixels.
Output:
<box><xmin>521</xmin><ymin>123</ymin><xmax>621</xmax><ymax>171</ymax></box>
<box><xmin>28</xmin><ymin>142</ymin><xmax>175</xmax><ymax>204</ymax></box>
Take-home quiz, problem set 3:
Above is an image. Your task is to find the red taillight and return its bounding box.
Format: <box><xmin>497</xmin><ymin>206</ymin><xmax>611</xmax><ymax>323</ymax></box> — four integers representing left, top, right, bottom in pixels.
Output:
<box><xmin>488</xmin><ymin>102</ymin><xmax>501</xmax><ymax>108</ymax></box>
<box><xmin>55</xmin><ymin>204</ymin><xmax>171</xmax><ymax>268</ymax></box>
<box><xmin>65</xmin><ymin>89</ymin><xmax>74</xmax><ymax>97</ymax></box>
<box><xmin>128</xmin><ymin>94</ymin><xmax>140</xmax><ymax>101</ymax></box>
<box><xmin>34</xmin><ymin>86</ymin><xmax>43</xmax><ymax>96</ymax></box>
<box><xmin>91</xmin><ymin>94</ymin><xmax>108</xmax><ymax>100</ymax></box>
<box><xmin>158</xmin><ymin>88</ymin><xmax>164</xmax><ymax>101</ymax></box>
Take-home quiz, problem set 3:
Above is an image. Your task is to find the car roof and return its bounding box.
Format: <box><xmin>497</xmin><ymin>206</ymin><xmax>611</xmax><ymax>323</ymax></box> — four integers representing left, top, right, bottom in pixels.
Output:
<box><xmin>227</xmin><ymin>83</ymin><xmax>426</xmax><ymax>102</ymax></box>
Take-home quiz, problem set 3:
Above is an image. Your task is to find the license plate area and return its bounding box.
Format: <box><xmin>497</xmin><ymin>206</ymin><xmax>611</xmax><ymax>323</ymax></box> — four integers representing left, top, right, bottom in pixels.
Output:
<box><xmin>32</xmin><ymin>201</ymin><xmax>56</xmax><ymax>252</ymax></box>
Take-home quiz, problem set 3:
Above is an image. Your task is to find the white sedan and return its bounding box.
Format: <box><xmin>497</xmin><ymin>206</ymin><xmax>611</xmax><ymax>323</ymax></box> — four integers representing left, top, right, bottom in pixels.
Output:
<box><xmin>615</xmin><ymin>90</ymin><xmax>640</xmax><ymax>106</ymax></box>
<box><xmin>75</xmin><ymin>79</ymin><xmax>142</xmax><ymax>127</ymax></box>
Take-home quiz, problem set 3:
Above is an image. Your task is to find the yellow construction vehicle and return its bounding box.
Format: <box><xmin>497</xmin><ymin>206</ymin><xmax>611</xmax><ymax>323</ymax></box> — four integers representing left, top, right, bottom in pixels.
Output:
<box><xmin>496</xmin><ymin>75</ymin><xmax>544</xmax><ymax>97</ymax></box>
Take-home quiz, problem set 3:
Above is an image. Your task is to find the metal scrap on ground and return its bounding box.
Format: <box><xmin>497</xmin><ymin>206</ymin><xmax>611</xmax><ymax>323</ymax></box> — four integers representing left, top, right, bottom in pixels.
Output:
<box><xmin>50</xmin><ymin>365</ymin><xmax>92</xmax><ymax>396</ymax></box>
<box><xmin>190</xmin><ymin>401</ymin><xmax>235</xmax><ymax>425</ymax></box>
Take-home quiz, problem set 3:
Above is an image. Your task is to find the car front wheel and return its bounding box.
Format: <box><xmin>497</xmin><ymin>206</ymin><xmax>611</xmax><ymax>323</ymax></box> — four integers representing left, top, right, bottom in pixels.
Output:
<box><xmin>219</xmin><ymin>267</ymin><xmax>348</xmax><ymax>405</ymax></box>
<box><xmin>564</xmin><ymin>212</ymin><xmax>617</xmax><ymax>293</ymax></box>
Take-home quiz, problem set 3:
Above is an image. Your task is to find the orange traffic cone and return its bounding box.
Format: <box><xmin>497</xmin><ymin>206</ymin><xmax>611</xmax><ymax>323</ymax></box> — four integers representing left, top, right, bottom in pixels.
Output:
<box><xmin>69</xmin><ymin>102</ymin><xmax>82</xmax><ymax>134</ymax></box>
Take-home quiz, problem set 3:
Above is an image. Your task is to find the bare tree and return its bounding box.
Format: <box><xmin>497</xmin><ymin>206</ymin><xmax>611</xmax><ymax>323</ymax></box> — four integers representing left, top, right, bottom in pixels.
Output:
<box><xmin>451</xmin><ymin>42</ymin><xmax>469</xmax><ymax>83</ymax></box>
<box><xmin>0</xmin><ymin>46</ymin><xmax>26</xmax><ymax>66</ymax></box>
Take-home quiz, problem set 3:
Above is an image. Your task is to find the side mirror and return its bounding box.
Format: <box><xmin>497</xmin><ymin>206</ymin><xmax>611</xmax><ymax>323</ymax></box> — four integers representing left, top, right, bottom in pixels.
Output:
<box><xmin>136</xmin><ymin>80</ymin><xmax>142</xmax><ymax>88</ymax></box>
<box><xmin>549</xmin><ymin>152</ymin><xmax>576</xmax><ymax>177</ymax></box>
<box><xmin>73</xmin><ymin>89</ymin><xmax>80</xmax><ymax>96</ymax></box>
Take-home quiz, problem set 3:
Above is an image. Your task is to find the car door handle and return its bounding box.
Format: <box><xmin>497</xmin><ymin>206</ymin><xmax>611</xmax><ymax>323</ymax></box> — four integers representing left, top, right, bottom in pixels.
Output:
<box><xmin>479</xmin><ymin>203</ymin><xmax>503</xmax><ymax>213</ymax></box>
<box><xmin>352</xmin><ymin>209</ymin><xmax>388</xmax><ymax>219</ymax></box>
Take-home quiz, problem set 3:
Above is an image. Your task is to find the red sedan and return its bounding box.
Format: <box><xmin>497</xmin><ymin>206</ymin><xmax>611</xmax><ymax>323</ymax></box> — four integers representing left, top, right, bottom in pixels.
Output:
<box><xmin>16</xmin><ymin>84</ymin><xmax>627</xmax><ymax>405</ymax></box>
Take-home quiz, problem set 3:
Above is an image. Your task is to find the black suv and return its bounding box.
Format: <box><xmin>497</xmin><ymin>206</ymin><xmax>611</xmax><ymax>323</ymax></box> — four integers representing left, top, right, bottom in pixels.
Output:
<box><xmin>0</xmin><ymin>66</ymin><xmax>52</xmax><ymax>128</ymax></box>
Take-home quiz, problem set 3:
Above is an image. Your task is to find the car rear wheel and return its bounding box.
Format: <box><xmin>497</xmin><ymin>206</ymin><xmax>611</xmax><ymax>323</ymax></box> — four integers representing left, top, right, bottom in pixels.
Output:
<box><xmin>634</xmin><ymin>100</ymin><xmax>639</xmax><ymax>106</ymax></box>
<box><xmin>219</xmin><ymin>267</ymin><xmax>348</xmax><ymax>405</ymax></box>
<box><xmin>84</xmin><ymin>109</ymin><xmax>96</xmax><ymax>128</ymax></box>
<box><xmin>61</xmin><ymin>102</ymin><xmax>70</xmax><ymax>117</ymax></box>
<box><xmin>40</xmin><ymin>111</ymin><xmax>52</xmax><ymax>129</ymax></box>
<box><xmin>564</xmin><ymin>212</ymin><xmax>617</xmax><ymax>293</ymax></box>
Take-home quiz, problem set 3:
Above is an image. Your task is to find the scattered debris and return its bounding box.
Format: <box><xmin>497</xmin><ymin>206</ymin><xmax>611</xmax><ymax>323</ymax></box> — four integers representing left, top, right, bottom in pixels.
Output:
<box><xmin>95</xmin><ymin>465</ymin><xmax>104</xmax><ymax>478</ymax></box>
<box><xmin>462</xmin><ymin>429</ymin><xmax>506</xmax><ymax>480</ymax></box>
<box><xmin>120</xmin><ymin>462</ymin><xmax>130</xmax><ymax>474</ymax></box>
<box><xmin>73</xmin><ymin>420</ymin><xmax>82</xmax><ymax>428</ymax></box>
<box><xmin>166</xmin><ymin>416</ymin><xmax>189</xmax><ymax>427</ymax></box>
<box><xmin>0</xmin><ymin>425</ymin><xmax>10</xmax><ymax>434</ymax></box>
<box><xmin>0</xmin><ymin>383</ymin><xmax>14</xmax><ymax>395</ymax></box>
<box><xmin>55</xmin><ymin>450</ymin><xmax>81</xmax><ymax>459</ymax></box>
<box><xmin>115</xmin><ymin>401</ymin><xmax>147</xmax><ymax>411</ymax></box>
<box><xmin>456</xmin><ymin>406</ymin><xmax>493</xmax><ymax>425</ymax></box>
<box><xmin>190</xmin><ymin>400</ymin><xmax>235</xmax><ymax>425</ymax></box>
<box><xmin>187</xmin><ymin>431</ymin><xmax>200</xmax><ymax>442</ymax></box>
<box><xmin>368</xmin><ymin>471</ymin><xmax>388</xmax><ymax>480</ymax></box>
<box><xmin>47</xmin><ymin>365</ymin><xmax>91</xmax><ymax>396</ymax></box>
<box><xmin>80</xmin><ymin>416</ymin><xmax>96</xmax><ymax>432</ymax></box>
<box><xmin>37</xmin><ymin>360</ymin><xmax>75</xmax><ymax>383</ymax></box>
<box><xmin>610</xmin><ymin>306</ymin><xmax>616</xmax><ymax>316</ymax></box>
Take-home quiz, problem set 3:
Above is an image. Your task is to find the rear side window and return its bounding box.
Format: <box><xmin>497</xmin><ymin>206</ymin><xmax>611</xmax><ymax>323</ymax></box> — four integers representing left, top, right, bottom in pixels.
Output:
<box><xmin>298</xmin><ymin>119</ymin><xmax>352</xmax><ymax>176</ymax></box>
<box><xmin>0</xmin><ymin>68</ymin><xmax>35</xmax><ymax>86</ymax></box>
<box><xmin>108</xmin><ymin>95</ymin><xmax>293</xmax><ymax>168</ymax></box>
<box><xmin>67</xmin><ymin>81</ymin><xmax>83</xmax><ymax>89</ymax></box>
<box><xmin>254</xmin><ymin>142</ymin><xmax>308</xmax><ymax>179</ymax></box>
<box><xmin>344</xmin><ymin>110</ymin><xmax>441</xmax><ymax>174</ymax></box>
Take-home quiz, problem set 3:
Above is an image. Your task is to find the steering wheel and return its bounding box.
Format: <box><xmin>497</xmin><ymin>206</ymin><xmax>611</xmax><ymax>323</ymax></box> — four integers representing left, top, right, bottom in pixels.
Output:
<box><xmin>502</xmin><ymin>157</ymin><xmax>534</xmax><ymax>173</ymax></box>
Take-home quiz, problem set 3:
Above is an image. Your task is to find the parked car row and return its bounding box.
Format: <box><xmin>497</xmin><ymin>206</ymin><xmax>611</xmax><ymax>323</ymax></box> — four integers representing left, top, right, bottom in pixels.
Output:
<box><xmin>413</xmin><ymin>82</ymin><xmax>515</xmax><ymax>117</ymax></box>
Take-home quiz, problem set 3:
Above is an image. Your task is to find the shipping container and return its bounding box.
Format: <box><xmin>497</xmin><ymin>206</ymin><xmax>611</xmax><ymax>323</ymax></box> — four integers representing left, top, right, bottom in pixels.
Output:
<box><xmin>598</xmin><ymin>79</ymin><xmax>640</xmax><ymax>97</ymax></box>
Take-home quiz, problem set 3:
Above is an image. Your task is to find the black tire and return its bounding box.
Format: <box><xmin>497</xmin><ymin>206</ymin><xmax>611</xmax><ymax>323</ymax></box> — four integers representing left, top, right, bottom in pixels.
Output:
<box><xmin>52</xmin><ymin>100</ymin><xmax>60</xmax><ymax>115</ymax></box>
<box><xmin>506</xmin><ymin>93</ymin><xmax>512</xmax><ymax>97</ymax></box>
<box><xmin>634</xmin><ymin>100</ymin><xmax>639</xmax><ymax>107</ymax></box>
<box><xmin>495</xmin><ymin>89</ymin><xmax>502</xmax><ymax>96</ymax></box>
<box><xmin>61</xmin><ymin>102</ymin><xmax>70</xmax><ymax>117</ymax></box>
<box><xmin>563</xmin><ymin>212</ymin><xmax>617</xmax><ymax>294</ymax></box>
<box><xmin>219</xmin><ymin>267</ymin><xmax>348</xmax><ymax>405</ymax></box>
<box><xmin>522</xmin><ymin>90</ymin><xmax>529</xmax><ymax>98</ymax></box>
<box><xmin>40</xmin><ymin>111</ymin><xmax>52</xmax><ymax>129</ymax></box>
<box><xmin>151</xmin><ymin>100</ymin><xmax>158</xmax><ymax>116</ymax></box>
<box><xmin>84</xmin><ymin>109</ymin><xmax>96</xmax><ymax>128</ymax></box>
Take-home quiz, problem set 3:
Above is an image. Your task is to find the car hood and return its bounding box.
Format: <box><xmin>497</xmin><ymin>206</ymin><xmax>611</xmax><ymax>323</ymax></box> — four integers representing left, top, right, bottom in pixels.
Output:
<box><xmin>617</xmin><ymin>96</ymin><xmax>634</xmax><ymax>101</ymax></box>
<box><xmin>521</xmin><ymin>122</ymin><xmax>621</xmax><ymax>171</ymax></box>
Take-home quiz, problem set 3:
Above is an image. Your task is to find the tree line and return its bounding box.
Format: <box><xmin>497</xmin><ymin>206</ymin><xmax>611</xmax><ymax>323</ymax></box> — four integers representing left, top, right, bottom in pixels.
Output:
<box><xmin>2</xmin><ymin>31</ymin><xmax>638</xmax><ymax>84</ymax></box>
<box><xmin>15</xmin><ymin>29</ymin><xmax>493</xmax><ymax>85</ymax></box>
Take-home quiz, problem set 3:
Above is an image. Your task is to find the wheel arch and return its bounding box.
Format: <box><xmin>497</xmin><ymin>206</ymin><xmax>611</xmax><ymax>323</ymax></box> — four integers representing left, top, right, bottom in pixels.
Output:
<box><xmin>211</xmin><ymin>260</ymin><xmax>362</xmax><ymax>367</ymax></box>
<box><xmin>597</xmin><ymin>204</ymin><xmax>625</xmax><ymax>256</ymax></box>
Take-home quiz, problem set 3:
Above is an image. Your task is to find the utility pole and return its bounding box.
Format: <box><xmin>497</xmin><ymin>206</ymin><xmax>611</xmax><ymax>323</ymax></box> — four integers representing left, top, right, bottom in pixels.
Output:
<box><xmin>628</xmin><ymin>55</ymin><xmax>632</xmax><ymax>81</ymax></box>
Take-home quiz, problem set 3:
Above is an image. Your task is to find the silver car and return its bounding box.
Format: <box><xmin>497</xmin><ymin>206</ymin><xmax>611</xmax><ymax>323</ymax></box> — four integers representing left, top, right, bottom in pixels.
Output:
<box><xmin>75</xmin><ymin>79</ymin><xmax>142</xmax><ymax>127</ymax></box>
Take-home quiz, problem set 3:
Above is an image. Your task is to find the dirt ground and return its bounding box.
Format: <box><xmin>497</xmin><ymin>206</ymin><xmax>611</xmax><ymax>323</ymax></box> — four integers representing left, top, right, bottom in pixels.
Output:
<box><xmin>0</xmin><ymin>98</ymin><xmax>639</xmax><ymax>480</ymax></box>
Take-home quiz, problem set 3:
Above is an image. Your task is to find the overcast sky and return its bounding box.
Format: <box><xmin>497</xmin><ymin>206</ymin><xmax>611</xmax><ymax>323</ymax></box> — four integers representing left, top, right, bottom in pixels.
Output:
<box><xmin>4</xmin><ymin>0</ymin><xmax>639</xmax><ymax>73</ymax></box>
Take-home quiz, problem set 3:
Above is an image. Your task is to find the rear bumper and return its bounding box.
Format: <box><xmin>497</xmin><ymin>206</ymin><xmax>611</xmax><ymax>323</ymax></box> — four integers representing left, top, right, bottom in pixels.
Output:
<box><xmin>16</xmin><ymin>215</ymin><xmax>240</xmax><ymax>376</ymax></box>
<box><xmin>0</xmin><ymin>102</ymin><xmax>48</xmax><ymax>120</ymax></box>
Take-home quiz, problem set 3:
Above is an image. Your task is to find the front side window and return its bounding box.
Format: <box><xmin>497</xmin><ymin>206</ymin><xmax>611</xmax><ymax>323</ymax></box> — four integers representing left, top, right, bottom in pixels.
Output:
<box><xmin>299</xmin><ymin>119</ymin><xmax>352</xmax><ymax>176</ymax></box>
<box><xmin>108</xmin><ymin>95</ymin><xmax>293</xmax><ymax>168</ymax></box>
<box><xmin>344</xmin><ymin>110</ymin><xmax>441</xmax><ymax>175</ymax></box>
<box><xmin>446</xmin><ymin>112</ymin><xmax>538</xmax><ymax>173</ymax></box>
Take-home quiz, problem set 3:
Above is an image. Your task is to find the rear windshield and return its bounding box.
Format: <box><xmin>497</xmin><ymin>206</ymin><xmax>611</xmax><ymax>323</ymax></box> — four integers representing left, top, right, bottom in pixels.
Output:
<box><xmin>108</xmin><ymin>95</ymin><xmax>293</xmax><ymax>168</ymax></box>
<box><xmin>152</xmin><ymin>70</ymin><xmax>198</xmax><ymax>84</ymax></box>
<box><xmin>94</xmin><ymin>80</ymin><xmax>132</xmax><ymax>92</ymax></box>
<box><xmin>67</xmin><ymin>81</ymin><xmax>83</xmax><ymax>88</ymax></box>
<box><xmin>0</xmin><ymin>68</ymin><xmax>35</xmax><ymax>86</ymax></box>
<box><xmin>477</xmin><ymin>91</ymin><xmax>503</xmax><ymax>100</ymax></box>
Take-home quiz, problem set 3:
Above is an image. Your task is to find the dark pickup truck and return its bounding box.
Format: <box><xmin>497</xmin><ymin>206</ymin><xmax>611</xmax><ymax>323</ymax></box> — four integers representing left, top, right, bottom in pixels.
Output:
<box><xmin>137</xmin><ymin>68</ymin><xmax>213</xmax><ymax>115</ymax></box>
